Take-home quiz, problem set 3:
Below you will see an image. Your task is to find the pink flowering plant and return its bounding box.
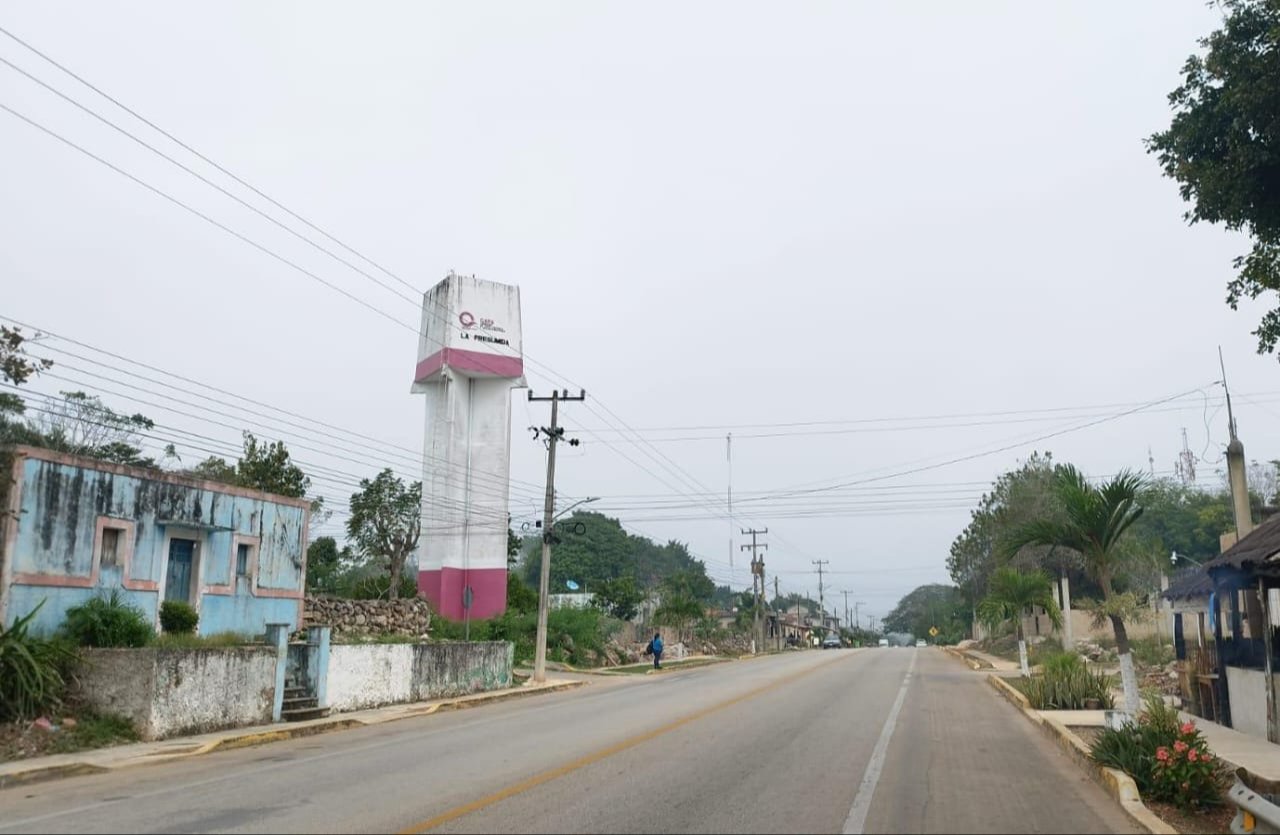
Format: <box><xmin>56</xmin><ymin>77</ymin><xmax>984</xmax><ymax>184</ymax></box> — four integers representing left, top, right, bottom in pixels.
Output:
<box><xmin>1093</xmin><ymin>696</ymin><xmax>1225</xmax><ymax>811</ymax></box>
<box><xmin>1149</xmin><ymin>720</ymin><xmax>1223</xmax><ymax>810</ymax></box>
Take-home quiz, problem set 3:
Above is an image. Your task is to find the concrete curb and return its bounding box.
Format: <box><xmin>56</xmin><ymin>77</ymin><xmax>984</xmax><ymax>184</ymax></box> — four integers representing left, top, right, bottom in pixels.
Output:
<box><xmin>985</xmin><ymin>675</ymin><xmax>1175</xmax><ymax>835</ymax></box>
<box><xmin>943</xmin><ymin>646</ymin><xmax>991</xmax><ymax>670</ymax></box>
<box><xmin>0</xmin><ymin>680</ymin><xmax>586</xmax><ymax>791</ymax></box>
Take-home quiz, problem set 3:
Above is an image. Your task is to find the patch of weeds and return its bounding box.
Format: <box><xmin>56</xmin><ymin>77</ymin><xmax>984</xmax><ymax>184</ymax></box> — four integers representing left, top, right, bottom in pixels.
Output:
<box><xmin>150</xmin><ymin>632</ymin><xmax>257</xmax><ymax>649</ymax></box>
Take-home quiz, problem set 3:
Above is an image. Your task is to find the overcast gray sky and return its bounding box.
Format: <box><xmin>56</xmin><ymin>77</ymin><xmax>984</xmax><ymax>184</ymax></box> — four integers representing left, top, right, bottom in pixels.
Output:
<box><xmin>3</xmin><ymin>1</ymin><xmax>1276</xmax><ymax>623</ymax></box>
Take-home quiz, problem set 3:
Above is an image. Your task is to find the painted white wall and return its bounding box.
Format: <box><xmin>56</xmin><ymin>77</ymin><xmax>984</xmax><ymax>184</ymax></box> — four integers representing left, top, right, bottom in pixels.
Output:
<box><xmin>1225</xmin><ymin>665</ymin><xmax>1276</xmax><ymax>740</ymax></box>
<box><xmin>326</xmin><ymin>644</ymin><xmax>414</xmax><ymax>711</ymax></box>
<box><xmin>76</xmin><ymin>647</ymin><xmax>277</xmax><ymax>740</ymax></box>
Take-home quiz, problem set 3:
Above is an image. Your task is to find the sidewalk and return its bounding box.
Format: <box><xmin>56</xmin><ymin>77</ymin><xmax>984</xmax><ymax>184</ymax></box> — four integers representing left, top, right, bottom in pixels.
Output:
<box><xmin>0</xmin><ymin>678</ymin><xmax>585</xmax><ymax>790</ymax></box>
<box><xmin>1036</xmin><ymin>707</ymin><xmax>1280</xmax><ymax>786</ymax></box>
<box><xmin>965</xmin><ymin>648</ymin><xmax>1021</xmax><ymax>673</ymax></box>
<box><xmin>1180</xmin><ymin>712</ymin><xmax>1280</xmax><ymax>787</ymax></box>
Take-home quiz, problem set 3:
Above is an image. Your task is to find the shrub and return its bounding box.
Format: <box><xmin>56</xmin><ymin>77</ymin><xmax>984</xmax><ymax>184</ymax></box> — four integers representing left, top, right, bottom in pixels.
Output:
<box><xmin>432</xmin><ymin>605</ymin><xmax>613</xmax><ymax>668</ymax></box>
<box><xmin>60</xmin><ymin>591</ymin><xmax>154</xmax><ymax>648</ymax></box>
<box><xmin>1151</xmin><ymin>721</ymin><xmax>1222</xmax><ymax>810</ymax></box>
<box><xmin>1018</xmin><ymin>652</ymin><xmax>1115</xmax><ymax>710</ymax></box>
<box><xmin>49</xmin><ymin>712</ymin><xmax>139</xmax><ymax>753</ymax></box>
<box><xmin>159</xmin><ymin>601</ymin><xmax>199</xmax><ymax>634</ymax></box>
<box><xmin>0</xmin><ymin>600</ymin><xmax>77</xmax><ymax>721</ymax></box>
<box><xmin>1129</xmin><ymin>637</ymin><xmax>1174</xmax><ymax>669</ymax></box>
<box><xmin>1091</xmin><ymin>694</ymin><xmax>1225</xmax><ymax>807</ymax></box>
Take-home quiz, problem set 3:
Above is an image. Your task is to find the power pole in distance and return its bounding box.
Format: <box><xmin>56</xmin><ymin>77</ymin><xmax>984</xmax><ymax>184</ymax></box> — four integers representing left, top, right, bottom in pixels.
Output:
<box><xmin>529</xmin><ymin>388</ymin><xmax>585</xmax><ymax>684</ymax></box>
<box><xmin>812</xmin><ymin>560</ymin><xmax>829</xmax><ymax>631</ymax></box>
<box><xmin>774</xmin><ymin>576</ymin><xmax>781</xmax><ymax>651</ymax></box>
<box><xmin>741</xmin><ymin>528</ymin><xmax>767</xmax><ymax>653</ymax></box>
<box><xmin>841</xmin><ymin>590</ymin><xmax>852</xmax><ymax>631</ymax></box>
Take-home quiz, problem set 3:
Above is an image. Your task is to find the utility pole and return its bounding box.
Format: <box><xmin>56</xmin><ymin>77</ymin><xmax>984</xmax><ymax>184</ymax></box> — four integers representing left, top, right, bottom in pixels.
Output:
<box><xmin>727</xmin><ymin>433</ymin><xmax>734</xmax><ymax>589</ymax></box>
<box><xmin>741</xmin><ymin>528</ymin><xmax>767</xmax><ymax>653</ymax></box>
<box><xmin>812</xmin><ymin>560</ymin><xmax>829</xmax><ymax>632</ymax></box>
<box><xmin>529</xmin><ymin>389</ymin><xmax>585</xmax><ymax>684</ymax></box>
<box><xmin>774</xmin><ymin>576</ymin><xmax>781</xmax><ymax>651</ymax></box>
<box><xmin>855</xmin><ymin>601</ymin><xmax>866</xmax><ymax>631</ymax></box>
<box><xmin>841</xmin><ymin>590</ymin><xmax>852</xmax><ymax>631</ymax></box>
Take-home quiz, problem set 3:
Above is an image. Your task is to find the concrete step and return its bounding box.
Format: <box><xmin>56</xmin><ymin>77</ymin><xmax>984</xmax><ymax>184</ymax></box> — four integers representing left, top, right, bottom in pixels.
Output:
<box><xmin>283</xmin><ymin>696</ymin><xmax>318</xmax><ymax>710</ymax></box>
<box><xmin>283</xmin><ymin>688</ymin><xmax>309</xmax><ymax>699</ymax></box>
<box><xmin>281</xmin><ymin>706</ymin><xmax>330</xmax><ymax>722</ymax></box>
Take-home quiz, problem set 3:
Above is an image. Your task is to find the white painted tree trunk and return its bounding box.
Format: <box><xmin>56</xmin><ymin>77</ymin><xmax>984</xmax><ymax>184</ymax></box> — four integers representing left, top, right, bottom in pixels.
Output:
<box><xmin>1060</xmin><ymin>574</ymin><xmax>1074</xmax><ymax>651</ymax></box>
<box><xmin>1018</xmin><ymin>640</ymin><xmax>1030</xmax><ymax>677</ymax></box>
<box><xmin>1118</xmin><ymin>651</ymin><xmax>1140</xmax><ymax>715</ymax></box>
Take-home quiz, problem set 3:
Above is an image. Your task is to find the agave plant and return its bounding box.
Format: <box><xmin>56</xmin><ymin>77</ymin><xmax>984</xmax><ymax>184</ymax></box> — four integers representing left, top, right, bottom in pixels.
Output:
<box><xmin>0</xmin><ymin>600</ymin><xmax>78</xmax><ymax>721</ymax></box>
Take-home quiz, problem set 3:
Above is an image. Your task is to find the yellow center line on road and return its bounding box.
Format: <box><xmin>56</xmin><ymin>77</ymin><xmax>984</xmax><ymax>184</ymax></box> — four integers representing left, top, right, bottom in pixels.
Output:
<box><xmin>398</xmin><ymin>651</ymin><xmax>859</xmax><ymax>834</ymax></box>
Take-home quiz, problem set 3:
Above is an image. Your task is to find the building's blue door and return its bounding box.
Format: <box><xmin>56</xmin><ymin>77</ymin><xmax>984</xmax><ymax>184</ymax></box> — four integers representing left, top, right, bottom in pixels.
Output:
<box><xmin>165</xmin><ymin>538</ymin><xmax>196</xmax><ymax>603</ymax></box>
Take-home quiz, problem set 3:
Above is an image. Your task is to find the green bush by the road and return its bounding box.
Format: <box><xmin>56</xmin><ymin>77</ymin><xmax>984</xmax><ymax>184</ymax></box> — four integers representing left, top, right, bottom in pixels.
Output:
<box><xmin>1091</xmin><ymin>695</ymin><xmax>1225</xmax><ymax>809</ymax></box>
<box><xmin>433</xmin><ymin>605</ymin><xmax>620</xmax><ymax>668</ymax></box>
<box><xmin>159</xmin><ymin>600</ymin><xmax>199</xmax><ymax>634</ymax></box>
<box><xmin>60</xmin><ymin>591</ymin><xmax>154</xmax><ymax>648</ymax></box>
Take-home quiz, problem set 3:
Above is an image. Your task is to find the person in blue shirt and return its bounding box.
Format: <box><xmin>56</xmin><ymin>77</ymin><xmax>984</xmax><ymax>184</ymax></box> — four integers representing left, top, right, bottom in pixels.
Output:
<box><xmin>649</xmin><ymin>632</ymin><xmax>664</xmax><ymax>669</ymax></box>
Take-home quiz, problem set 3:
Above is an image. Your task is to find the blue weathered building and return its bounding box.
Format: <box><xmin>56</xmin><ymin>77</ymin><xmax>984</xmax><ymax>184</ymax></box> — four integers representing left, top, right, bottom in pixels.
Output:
<box><xmin>0</xmin><ymin>445</ymin><xmax>310</xmax><ymax>637</ymax></box>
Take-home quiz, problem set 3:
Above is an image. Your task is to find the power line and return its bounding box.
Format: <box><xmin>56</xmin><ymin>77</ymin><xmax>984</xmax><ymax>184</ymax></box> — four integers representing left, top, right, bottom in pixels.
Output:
<box><xmin>738</xmin><ymin>385</ymin><xmax>1220</xmax><ymax>503</ymax></box>
<box><xmin>0</xmin><ymin>23</ymin><xmax>421</xmax><ymax>297</ymax></box>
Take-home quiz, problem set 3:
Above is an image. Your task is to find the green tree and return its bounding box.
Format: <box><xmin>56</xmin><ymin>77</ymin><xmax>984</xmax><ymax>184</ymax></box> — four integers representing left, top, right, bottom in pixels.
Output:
<box><xmin>1129</xmin><ymin>479</ymin><xmax>1234</xmax><ymax>567</ymax></box>
<box><xmin>591</xmin><ymin>575</ymin><xmax>643</xmax><ymax>621</ymax></box>
<box><xmin>948</xmin><ymin>453</ymin><xmax>1070</xmax><ymax>625</ymax></box>
<box><xmin>977</xmin><ymin>568</ymin><xmax>1063</xmax><ymax>677</ymax></box>
<box><xmin>234</xmin><ymin>432</ymin><xmax>310</xmax><ymax>498</ymax></box>
<box><xmin>655</xmin><ymin>569</ymin><xmax>715</xmax><ymax>642</ymax></box>
<box><xmin>0</xmin><ymin>326</ymin><xmax>52</xmax><ymax>386</ymax></box>
<box><xmin>306</xmin><ymin>536</ymin><xmax>350</xmax><ymax>595</ymax></box>
<box><xmin>1003</xmin><ymin>466</ymin><xmax>1148</xmax><ymax>712</ymax></box>
<box><xmin>187</xmin><ymin>456</ymin><xmax>237</xmax><ymax>484</ymax></box>
<box><xmin>508</xmin><ymin>527</ymin><xmax>521</xmax><ymax>568</ymax></box>
<box><xmin>346</xmin><ymin>469</ymin><xmax>422</xmax><ymax>600</ymax></box>
<box><xmin>506</xmin><ymin>572</ymin><xmax>539</xmax><ymax>615</ymax></box>
<box><xmin>1148</xmin><ymin>0</ymin><xmax>1280</xmax><ymax>356</ymax></box>
<box><xmin>883</xmin><ymin>584</ymin><xmax>972</xmax><ymax>645</ymax></box>
<box><xmin>517</xmin><ymin>511</ymin><xmax>715</xmax><ymax>596</ymax></box>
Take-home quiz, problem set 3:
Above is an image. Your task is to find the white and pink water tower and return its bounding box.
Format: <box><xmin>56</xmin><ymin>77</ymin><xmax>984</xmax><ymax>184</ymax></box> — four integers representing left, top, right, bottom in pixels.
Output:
<box><xmin>411</xmin><ymin>273</ymin><xmax>524</xmax><ymax>620</ymax></box>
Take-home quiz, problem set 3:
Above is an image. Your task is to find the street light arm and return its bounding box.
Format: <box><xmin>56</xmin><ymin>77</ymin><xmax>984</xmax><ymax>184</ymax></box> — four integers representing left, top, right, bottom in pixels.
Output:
<box><xmin>554</xmin><ymin>496</ymin><xmax>599</xmax><ymax>521</ymax></box>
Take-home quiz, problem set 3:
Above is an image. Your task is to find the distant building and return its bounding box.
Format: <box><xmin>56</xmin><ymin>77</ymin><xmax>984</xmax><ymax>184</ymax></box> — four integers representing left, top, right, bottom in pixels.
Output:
<box><xmin>0</xmin><ymin>445</ymin><xmax>310</xmax><ymax>636</ymax></box>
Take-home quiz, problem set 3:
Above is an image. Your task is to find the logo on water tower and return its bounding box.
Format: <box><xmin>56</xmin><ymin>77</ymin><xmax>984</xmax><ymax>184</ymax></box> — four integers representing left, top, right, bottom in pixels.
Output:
<box><xmin>459</xmin><ymin>311</ymin><xmax>477</xmax><ymax>328</ymax></box>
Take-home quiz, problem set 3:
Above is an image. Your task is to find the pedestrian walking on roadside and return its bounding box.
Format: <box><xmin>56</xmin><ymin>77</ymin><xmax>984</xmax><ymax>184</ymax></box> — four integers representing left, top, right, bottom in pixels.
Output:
<box><xmin>649</xmin><ymin>632</ymin><xmax>664</xmax><ymax>669</ymax></box>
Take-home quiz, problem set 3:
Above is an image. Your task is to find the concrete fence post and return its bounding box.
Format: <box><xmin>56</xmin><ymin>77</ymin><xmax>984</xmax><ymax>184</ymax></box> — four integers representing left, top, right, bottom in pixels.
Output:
<box><xmin>265</xmin><ymin>623</ymin><xmax>289</xmax><ymax>722</ymax></box>
<box><xmin>308</xmin><ymin>626</ymin><xmax>330</xmax><ymax>709</ymax></box>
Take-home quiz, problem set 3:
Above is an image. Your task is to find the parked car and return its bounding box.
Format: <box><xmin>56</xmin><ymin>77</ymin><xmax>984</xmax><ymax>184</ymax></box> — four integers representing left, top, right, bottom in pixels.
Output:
<box><xmin>821</xmin><ymin>634</ymin><xmax>842</xmax><ymax>649</ymax></box>
<box><xmin>915</xmin><ymin>639</ymin><xmax>927</xmax><ymax>648</ymax></box>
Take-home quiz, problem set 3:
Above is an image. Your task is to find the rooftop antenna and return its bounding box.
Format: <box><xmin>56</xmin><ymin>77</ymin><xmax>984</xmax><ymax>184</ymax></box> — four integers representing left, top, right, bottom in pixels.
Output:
<box><xmin>1176</xmin><ymin>427</ymin><xmax>1197</xmax><ymax>485</ymax></box>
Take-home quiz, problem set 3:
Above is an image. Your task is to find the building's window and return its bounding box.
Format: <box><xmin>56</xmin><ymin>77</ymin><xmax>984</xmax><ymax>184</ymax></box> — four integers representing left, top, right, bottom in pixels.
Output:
<box><xmin>100</xmin><ymin>527</ymin><xmax>123</xmax><ymax>568</ymax></box>
<box><xmin>236</xmin><ymin>543</ymin><xmax>251</xmax><ymax>577</ymax></box>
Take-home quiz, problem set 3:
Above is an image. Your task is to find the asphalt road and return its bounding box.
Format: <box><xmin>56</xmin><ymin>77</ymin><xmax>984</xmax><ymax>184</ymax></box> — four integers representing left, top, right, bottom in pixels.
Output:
<box><xmin>0</xmin><ymin>648</ymin><xmax>1141</xmax><ymax>834</ymax></box>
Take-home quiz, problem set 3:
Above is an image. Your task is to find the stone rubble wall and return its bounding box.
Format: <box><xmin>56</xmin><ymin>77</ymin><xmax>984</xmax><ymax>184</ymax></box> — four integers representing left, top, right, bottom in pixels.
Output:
<box><xmin>304</xmin><ymin>596</ymin><xmax>432</xmax><ymax>637</ymax></box>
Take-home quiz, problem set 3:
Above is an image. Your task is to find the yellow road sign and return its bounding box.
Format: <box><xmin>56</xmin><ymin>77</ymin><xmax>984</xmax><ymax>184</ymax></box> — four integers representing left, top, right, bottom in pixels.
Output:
<box><xmin>929</xmin><ymin>626</ymin><xmax>939</xmax><ymax>637</ymax></box>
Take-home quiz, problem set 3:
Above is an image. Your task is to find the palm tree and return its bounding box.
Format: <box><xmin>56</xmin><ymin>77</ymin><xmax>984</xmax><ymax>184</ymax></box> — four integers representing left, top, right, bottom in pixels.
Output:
<box><xmin>1002</xmin><ymin>466</ymin><xmax>1146</xmax><ymax>712</ymax></box>
<box><xmin>978</xmin><ymin>568</ymin><xmax>1063</xmax><ymax>677</ymax></box>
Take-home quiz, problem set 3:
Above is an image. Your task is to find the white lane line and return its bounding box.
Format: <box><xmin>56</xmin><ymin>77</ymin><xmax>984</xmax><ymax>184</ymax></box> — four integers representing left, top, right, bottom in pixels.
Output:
<box><xmin>843</xmin><ymin>649</ymin><xmax>918</xmax><ymax>835</ymax></box>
